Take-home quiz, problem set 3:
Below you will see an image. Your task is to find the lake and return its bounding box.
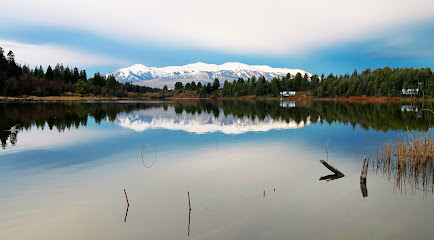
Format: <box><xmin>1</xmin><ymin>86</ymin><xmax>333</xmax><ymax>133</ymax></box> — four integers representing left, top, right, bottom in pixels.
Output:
<box><xmin>1</xmin><ymin>100</ymin><xmax>434</xmax><ymax>239</ymax></box>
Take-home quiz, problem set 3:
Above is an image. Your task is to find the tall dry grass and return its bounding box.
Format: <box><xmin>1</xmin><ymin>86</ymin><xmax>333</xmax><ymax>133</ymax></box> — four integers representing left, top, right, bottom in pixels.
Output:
<box><xmin>371</xmin><ymin>131</ymin><xmax>434</xmax><ymax>196</ymax></box>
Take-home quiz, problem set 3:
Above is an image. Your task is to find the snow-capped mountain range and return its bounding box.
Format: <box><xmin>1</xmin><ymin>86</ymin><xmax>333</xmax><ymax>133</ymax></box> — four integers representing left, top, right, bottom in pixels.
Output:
<box><xmin>105</xmin><ymin>62</ymin><xmax>312</xmax><ymax>88</ymax></box>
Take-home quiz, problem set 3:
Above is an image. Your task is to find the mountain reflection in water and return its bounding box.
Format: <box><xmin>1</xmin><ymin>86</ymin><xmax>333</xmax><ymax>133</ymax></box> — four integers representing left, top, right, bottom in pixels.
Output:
<box><xmin>1</xmin><ymin>100</ymin><xmax>434</xmax><ymax>148</ymax></box>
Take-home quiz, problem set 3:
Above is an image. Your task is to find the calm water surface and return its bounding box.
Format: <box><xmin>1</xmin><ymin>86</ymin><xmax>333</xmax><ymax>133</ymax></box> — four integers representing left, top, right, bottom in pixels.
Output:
<box><xmin>1</xmin><ymin>100</ymin><xmax>434</xmax><ymax>239</ymax></box>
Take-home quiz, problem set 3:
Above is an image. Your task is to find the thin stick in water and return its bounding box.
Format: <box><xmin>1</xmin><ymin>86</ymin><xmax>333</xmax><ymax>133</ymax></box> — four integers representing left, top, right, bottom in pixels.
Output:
<box><xmin>188</xmin><ymin>191</ymin><xmax>191</xmax><ymax>211</ymax></box>
<box><xmin>124</xmin><ymin>189</ymin><xmax>129</xmax><ymax>206</ymax></box>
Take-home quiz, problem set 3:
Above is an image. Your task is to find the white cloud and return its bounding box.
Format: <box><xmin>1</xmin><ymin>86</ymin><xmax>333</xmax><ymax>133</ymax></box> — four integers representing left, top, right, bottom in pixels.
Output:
<box><xmin>1</xmin><ymin>0</ymin><xmax>434</xmax><ymax>55</ymax></box>
<box><xmin>0</xmin><ymin>39</ymin><xmax>130</xmax><ymax>67</ymax></box>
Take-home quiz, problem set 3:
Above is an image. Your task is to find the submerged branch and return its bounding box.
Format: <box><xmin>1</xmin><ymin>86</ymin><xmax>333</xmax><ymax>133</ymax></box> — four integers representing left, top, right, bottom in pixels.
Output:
<box><xmin>319</xmin><ymin>160</ymin><xmax>345</xmax><ymax>177</ymax></box>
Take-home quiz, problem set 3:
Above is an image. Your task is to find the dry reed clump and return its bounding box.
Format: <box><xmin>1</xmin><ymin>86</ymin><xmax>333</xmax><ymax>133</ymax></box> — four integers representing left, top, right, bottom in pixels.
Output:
<box><xmin>371</xmin><ymin>131</ymin><xmax>434</xmax><ymax>195</ymax></box>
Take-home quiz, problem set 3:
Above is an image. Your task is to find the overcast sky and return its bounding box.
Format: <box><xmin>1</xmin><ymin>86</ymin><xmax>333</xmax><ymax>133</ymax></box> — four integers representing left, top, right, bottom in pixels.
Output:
<box><xmin>1</xmin><ymin>0</ymin><xmax>434</xmax><ymax>76</ymax></box>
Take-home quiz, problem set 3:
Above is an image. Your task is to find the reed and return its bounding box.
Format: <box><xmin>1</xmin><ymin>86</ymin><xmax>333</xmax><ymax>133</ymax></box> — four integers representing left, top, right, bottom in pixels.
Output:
<box><xmin>372</xmin><ymin>130</ymin><xmax>434</xmax><ymax>195</ymax></box>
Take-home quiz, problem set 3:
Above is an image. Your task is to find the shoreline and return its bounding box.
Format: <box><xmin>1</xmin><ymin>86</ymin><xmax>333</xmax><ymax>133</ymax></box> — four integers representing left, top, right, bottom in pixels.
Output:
<box><xmin>0</xmin><ymin>95</ymin><xmax>429</xmax><ymax>103</ymax></box>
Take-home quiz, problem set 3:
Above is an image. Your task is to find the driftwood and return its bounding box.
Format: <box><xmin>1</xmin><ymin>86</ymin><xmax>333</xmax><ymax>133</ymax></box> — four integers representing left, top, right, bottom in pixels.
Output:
<box><xmin>360</xmin><ymin>156</ymin><xmax>368</xmax><ymax>183</ymax></box>
<box><xmin>360</xmin><ymin>156</ymin><xmax>369</xmax><ymax>198</ymax></box>
<box><xmin>319</xmin><ymin>160</ymin><xmax>345</xmax><ymax>182</ymax></box>
<box><xmin>319</xmin><ymin>160</ymin><xmax>345</xmax><ymax>176</ymax></box>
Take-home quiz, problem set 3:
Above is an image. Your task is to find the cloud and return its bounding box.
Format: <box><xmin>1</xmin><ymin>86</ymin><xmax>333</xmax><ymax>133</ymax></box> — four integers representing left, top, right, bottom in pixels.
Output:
<box><xmin>0</xmin><ymin>39</ymin><xmax>130</xmax><ymax>67</ymax></box>
<box><xmin>2</xmin><ymin>0</ymin><xmax>434</xmax><ymax>55</ymax></box>
<box><xmin>361</xmin><ymin>25</ymin><xmax>434</xmax><ymax>59</ymax></box>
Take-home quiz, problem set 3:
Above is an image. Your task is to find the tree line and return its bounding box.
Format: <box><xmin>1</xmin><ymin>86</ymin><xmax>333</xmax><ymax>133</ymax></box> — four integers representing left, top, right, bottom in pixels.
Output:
<box><xmin>172</xmin><ymin>72</ymin><xmax>313</xmax><ymax>97</ymax></box>
<box><xmin>173</xmin><ymin>68</ymin><xmax>434</xmax><ymax>98</ymax></box>
<box><xmin>0</xmin><ymin>47</ymin><xmax>160</xmax><ymax>97</ymax></box>
<box><xmin>313</xmin><ymin>68</ymin><xmax>434</xmax><ymax>98</ymax></box>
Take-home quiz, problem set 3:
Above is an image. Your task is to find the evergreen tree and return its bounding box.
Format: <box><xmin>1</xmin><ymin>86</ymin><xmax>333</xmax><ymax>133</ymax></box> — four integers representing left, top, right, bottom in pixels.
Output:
<box><xmin>300</xmin><ymin>73</ymin><xmax>308</xmax><ymax>90</ymax></box>
<box><xmin>0</xmin><ymin>47</ymin><xmax>5</xmax><ymax>93</ymax></box>
<box><xmin>46</xmin><ymin>65</ymin><xmax>54</xmax><ymax>80</ymax></box>
<box><xmin>106</xmin><ymin>75</ymin><xmax>117</xmax><ymax>90</ymax></box>
<box><xmin>256</xmin><ymin>76</ymin><xmax>267</xmax><ymax>96</ymax></box>
<box><xmin>269</xmin><ymin>77</ymin><xmax>280</xmax><ymax>97</ymax></box>
<box><xmin>212</xmin><ymin>78</ymin><xmax>220</xmax><ymax>92</ymax></box>
<box><xmin>185</xmin><ymin>82</ymin><xmax>191</xmax><ymax>90</ymax></box>
<box><xmin>73</xmin><ymin>67</ymin><xmax>80</xmax><ymax>80</ymax></box>
<box><xmin>174</xmin><ymin>81</ymin><xmax>183</xmax><ymax>90</ymax></box>
<box><xmin>191</xmin><ymin>81</ymin><xmax>197</xmax><ymax>91</ymax></box>
<box><xmin>53</xmin><ymin>64</ymin><xmax>62</xmax><ymax>79</ymax></box>
<box><xmin>206</xmin><ymin>82</ymin><xmax>212</xmax><ymax>94</ymax></box>
<box><xmin>293</xmin><ymin>72</ymin><xmax>302</xmax><ymax>91</ymax></box>
<box><xmin>91</xmin><ymin>72</ymin><xmax>105</xmax><ymax>87</ymax></box>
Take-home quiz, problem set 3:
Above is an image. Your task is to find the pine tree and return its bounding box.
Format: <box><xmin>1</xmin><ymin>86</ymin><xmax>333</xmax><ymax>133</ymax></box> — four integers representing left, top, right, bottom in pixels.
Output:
<box><xmin>212</xmin><ymin>78</ymin><xmax>220</xmax><ymax>92</ymax></box>
<box><xmin>46</xmin><ymin>65</ymin><xmax>54</xmax><ymax>80</ymax></box>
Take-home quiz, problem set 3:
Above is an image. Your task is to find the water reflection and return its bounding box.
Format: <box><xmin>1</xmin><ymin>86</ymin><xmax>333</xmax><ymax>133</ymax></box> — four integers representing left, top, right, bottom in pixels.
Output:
<box><xmin>141</xmin><ymin>144</ymin><xmax>157</xmax><ymax>168</ymax></box>
<box><xmin>188</xmin><ymin>207</ymin><xmax>191</xmax><ymax>236</ymax></box>
<box><xmin>2</xmin><ymin>115</ymin><xmax>434</xmax><ymax>239</ymax></box>
<box><xmin>2</xmin><ymin>100</ymin><xmax>434</xmax><ymax>148</ymax></box>
<box><xmin>360</xmin><ymin>182</ymin><xmax>368</xmax><ymax>198</ymax></box>
<box><xmin>123</xmin><ymin>188</ymin><xmax>130</xmax><ymax>222</ymax></box>
<box><xmin>280</xmin><ymin>101</ymin><xmax>295</xmax><ymax>108</ymax></box>
<box><xmin>115</xmin><ymin>109</ymin><xmax>310</xmax><ymax>134</ymax></box>
<box><xmin>319</xmin><ymin>174</ymin><xmax>344</xmax><ymax>182</ymax></box>
<box><xmin>124</xmin><ymin>205</ymin><xmax>129</xmax><ymax>223</ymax></box>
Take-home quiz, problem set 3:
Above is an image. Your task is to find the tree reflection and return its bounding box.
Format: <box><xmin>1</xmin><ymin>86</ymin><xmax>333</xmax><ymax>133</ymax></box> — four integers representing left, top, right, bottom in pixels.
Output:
<box><xmin>1</xmin><ymin>100</ymin><xmax>434</xmax><ymax>148</ymax></box>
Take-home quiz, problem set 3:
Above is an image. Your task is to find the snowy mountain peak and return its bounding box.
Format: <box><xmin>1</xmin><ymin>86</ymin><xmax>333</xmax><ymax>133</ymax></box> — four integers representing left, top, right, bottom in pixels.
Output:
<box><xmin>129</xmin><ymin>63</ymin><xmax>148</xmax><ymax>69</ymax></box>
<box><xmin>106</xmin><ymin>62</ymin><xmax>312</xmax><ymax>88</ymax></box>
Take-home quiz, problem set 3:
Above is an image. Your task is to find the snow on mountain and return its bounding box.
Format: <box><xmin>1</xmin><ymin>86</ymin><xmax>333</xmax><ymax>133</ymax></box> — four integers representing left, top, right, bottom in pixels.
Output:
<box><xmin>105</xmin><ymin>62</ymin><xmax>312</xmax><ymax>88</ymax></box>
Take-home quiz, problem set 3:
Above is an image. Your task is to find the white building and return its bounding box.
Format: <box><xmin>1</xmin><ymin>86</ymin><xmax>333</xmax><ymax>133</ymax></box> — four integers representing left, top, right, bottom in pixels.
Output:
<box><xmin>401</xmin><ymin>89</ymin><xmax>419</xmax><ymax>96</ymax></box>
<box><xmin>280</xmin><ymin>91</ymin><xmax>296</xmax><ymax>97</ymax></box>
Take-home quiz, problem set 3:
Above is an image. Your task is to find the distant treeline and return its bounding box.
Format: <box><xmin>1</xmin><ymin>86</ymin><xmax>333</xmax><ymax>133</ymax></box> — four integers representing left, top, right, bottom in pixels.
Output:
<box><xmin>313</xmin><ymin>68</ymin><xmax>434</xmax><ymax>98</ymax></box>
<box><xmin>0</xmin><ymin>47</ymin><xmax>159</xmax><ymax>97</ymax></box>
<box><xmin>174</xmin><ymin>67</ymin><xmax>434</xmax><ymax>98</ymax></box>
<box><xmin>173</xmin><ymin>73</ymin><xmax>312</xmax><ymax>97</ymax></box>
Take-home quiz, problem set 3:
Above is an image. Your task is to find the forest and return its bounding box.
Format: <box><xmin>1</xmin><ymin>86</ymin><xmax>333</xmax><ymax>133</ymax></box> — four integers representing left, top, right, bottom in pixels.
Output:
<box><xmin>173</xmin><ymin>68</ymin><xmax>434</xmax><ymax>98</ymax></box>
<box><xmin>1</xmin><ymin>46</ymin><xmax>434</xmax><ymax>98</ymax></box>
<box><xmin>0</xmin><ymin>47</ymin><xmax>159</xmax><ymax>97</ymax></box>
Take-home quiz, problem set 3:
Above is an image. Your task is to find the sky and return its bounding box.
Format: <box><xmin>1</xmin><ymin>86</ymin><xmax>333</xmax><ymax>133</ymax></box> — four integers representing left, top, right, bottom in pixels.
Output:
<box><xmin>1</xmin><ymin>0</ymin><xmax>434</xmax><ymax>76</ymax></box>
